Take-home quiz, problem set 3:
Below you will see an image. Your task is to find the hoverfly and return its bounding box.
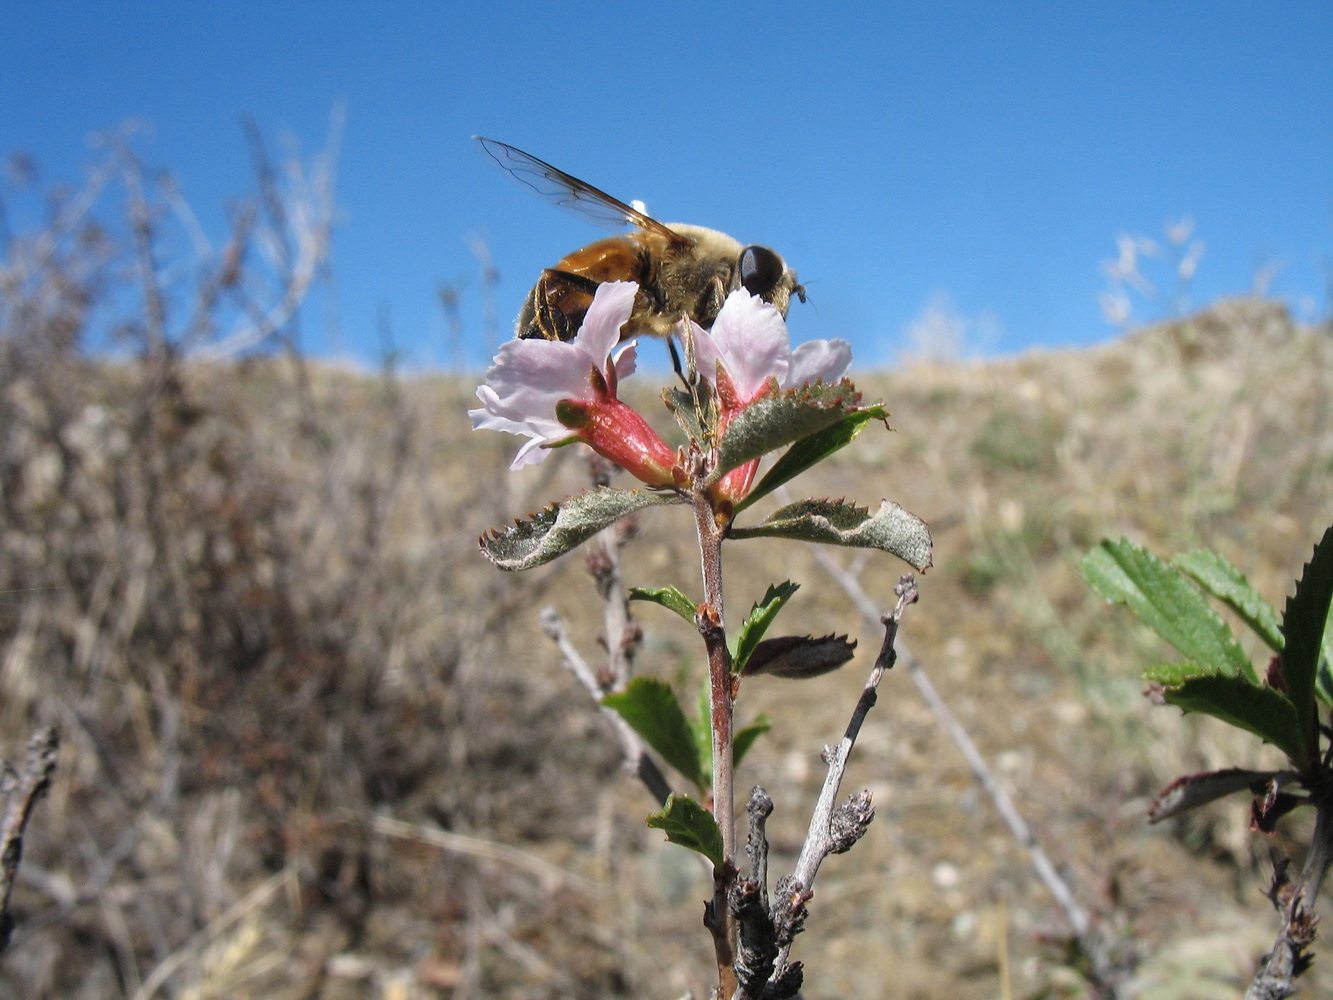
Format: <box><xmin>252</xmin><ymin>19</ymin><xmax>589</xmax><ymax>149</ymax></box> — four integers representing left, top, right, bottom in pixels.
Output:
<box><xmin>476</xmin><ymin>137</ymin><xmax>805</xmax><ymax>343</ymax></box>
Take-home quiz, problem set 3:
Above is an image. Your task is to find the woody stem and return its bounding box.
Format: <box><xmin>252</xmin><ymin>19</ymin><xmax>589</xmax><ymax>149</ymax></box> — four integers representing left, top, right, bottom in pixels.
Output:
<box><xmin>691</xmin><ymin>484</ymin><xmax>736</xmax><ymax>997</ymax></box>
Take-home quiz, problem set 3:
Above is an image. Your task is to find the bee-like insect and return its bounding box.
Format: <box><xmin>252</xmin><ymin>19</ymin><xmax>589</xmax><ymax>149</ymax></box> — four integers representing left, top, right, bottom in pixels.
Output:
<box><xmin>476</xmin><ymin>137</ymin><xmax>805</xmax><ymax>343</ymax></box>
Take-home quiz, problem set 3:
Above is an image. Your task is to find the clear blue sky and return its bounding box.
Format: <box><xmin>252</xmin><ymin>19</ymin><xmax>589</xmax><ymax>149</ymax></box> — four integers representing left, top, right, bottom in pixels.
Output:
<box><xmin>3</xmin><ymin>2</ymin><xmax>1330</xmax><ymax>368</ymax></box>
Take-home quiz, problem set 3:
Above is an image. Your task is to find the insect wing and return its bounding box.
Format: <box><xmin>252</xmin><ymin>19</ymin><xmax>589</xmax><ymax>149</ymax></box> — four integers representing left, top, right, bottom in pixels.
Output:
<box><xmin>475</xmin><ymin>137</ymin><xmax>691</xmax><ymax>250</ymax></box>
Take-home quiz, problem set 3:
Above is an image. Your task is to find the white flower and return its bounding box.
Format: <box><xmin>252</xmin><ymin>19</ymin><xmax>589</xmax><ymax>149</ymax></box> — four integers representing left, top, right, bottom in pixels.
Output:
<box><xmin>689</xmin><ymin>290</ymin><xmax>851</xmax><ymax>407</ymax></box>
<box><xmin>469</xmin><ymin>282</ymin><xmax>640</xmax><ymax>469</ymax></box>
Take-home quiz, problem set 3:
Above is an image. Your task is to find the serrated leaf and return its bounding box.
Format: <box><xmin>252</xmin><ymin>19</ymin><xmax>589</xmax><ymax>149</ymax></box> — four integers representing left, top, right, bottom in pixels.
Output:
<box><xmin>733</xmin><ymin>716</ymin><xmax>771</xmax><ymax>768</ymax></box>
<box><xmin>602</xmin><ymin>678</ymin><xmax>707</xmax><ymax>789</ymax></box>
<box><xmin>1082</xmin><ymin>538</ymin><xmax>1255</xmax><ymax>682</ymax></box>
<box><xmin>1146</xmin><ymin>663</ymin><xmax>1306</xmax><ymax>763</ymax></box>
<box><xmin>1278</xmin><ymin>523</ymin><xmax>1333</xmax><ymax>764</ymax></box>
<box><xmin>714</xmin><ymin>381</ymin><xmax>863</xmax><ymax>481</ymax></box>
<box><xmin>1174</xmin><ymin>548</ymin><xmax>1283</xmax><ymax>652</ymax></box>
<box><xmin>732</xmin><ymin>581</ymin><xmax>800</xmax><ymax>674</ymax></box>
<box><xmin>480</xmin><ymin>488</ymin><xmax>682</xmax><ymax>571</ymax></box>
<box><xmin>734</xmin><ymin>406</ymin><xmax>888</xmax><ymax>514</ymax></box>
<box><xmin>646</xmin><ymin>794</ymin><xmax>724</xmax><ymax>866</ymax></box>
<box><xmin>629</xmin><ymin>586</ymin><xmax>697</xmax><ymax>624</ymax></box>
<box><xmin>730</xmin><ymin>498</ymin><xmax>933</xmax><ymax>572</ymax></box>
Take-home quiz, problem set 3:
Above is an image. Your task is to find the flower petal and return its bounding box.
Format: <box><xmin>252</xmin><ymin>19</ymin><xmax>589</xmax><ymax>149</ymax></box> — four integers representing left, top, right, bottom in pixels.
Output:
<box><xmin>574</xmin><ymin>280</ymin><xmax>638</xmax><ymax>363</ymax></box>
<box><xmin>787</xmin><ymin>338</ymin><xmax>852</xmax><ymax>387</ymax></box>
<box><xmin>705</xmin><ymin>291</ymin><xmax>790</xmax><ymax>400</ymax></box>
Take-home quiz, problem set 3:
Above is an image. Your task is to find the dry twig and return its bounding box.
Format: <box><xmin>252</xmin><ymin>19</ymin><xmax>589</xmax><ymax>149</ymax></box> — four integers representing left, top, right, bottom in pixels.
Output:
<box><xmin>809</xmin><ymin>545</ymin><xmax>1135</xmax><ymax>998</ymax></box>
<box><xmin>0</xmin><ymin>726</ymin><xmax>59</xmax><ymax>952</ymax></box>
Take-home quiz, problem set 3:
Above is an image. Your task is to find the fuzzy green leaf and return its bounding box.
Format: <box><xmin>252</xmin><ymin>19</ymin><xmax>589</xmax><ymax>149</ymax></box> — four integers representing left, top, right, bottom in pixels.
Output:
<box><xmin>713</xmin><ymin>381</ymin><xmax>863</xmax><ymax>481</ymax></box>
<box><xmin>1145</xmin><ymin>662</ymin><xmax>1306</xmax><ymax>764</ymax></box>
<box><xmin>629</xmin><ymin>586</ymin><xmax>698</xmax><ymax>624</ymax></box>
<box><xmin>480</xmin><ymin>488</ymin><xmax>682</xmax><ymax>571</ymax></box>
<box><xmin>733</xmin><ymin>716</ymin><xmax>772</xmax><ymax>769</ymax></box>
<box><xmin>732</xmin><ymin>582</ymin><xmax>800</xmax><ymax>674</ymax></box>
<box><xmin>646</xmin><ymin>794</ymin><xmax>724</xmax><ymax>866</ymax></box>
<box><xmin>730</xmin><ymin>498</ymin><xmax>933</xmax><ymax>572</ymax></box>
<box><xmin>602</xmin><ymin>678</ymin><xmax>707</xmax><ymax>789</ymax></box>
<box><xmin>1174</xmin><ymin>548</ymin><xmax>1284</xmax><ymax>653</ymax></box>
<box><xmin>734</xmin><ymin>406</ymin><xmax>888</xmax><ymax>514</ymax></box>
<box><xmin>1278</xmin><ymin>524</ymin><xmax>1333</xmax><ymax>763</ymax></box>
<box><xmin>1081</xmin><ymin>538</ymin><xmax>1255</xmax><ymax>682</ymax></box>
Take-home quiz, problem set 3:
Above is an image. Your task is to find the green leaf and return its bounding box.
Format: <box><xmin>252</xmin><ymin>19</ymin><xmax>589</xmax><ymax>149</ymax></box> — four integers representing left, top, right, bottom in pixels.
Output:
<box><xmin>629</xmin><ymin>586</ymin><xmax>697</xmax><ymax>624</ymax></box>
<box><xmin>480</xmin><ymin>488</ymin><xmax>682</xmax><ymax>571</ymax></box>
<box><xmin>1317</xmin><ymin>655</ymin><xmax>1333</xmax><ymax>709</ymax></box>
<box><xmin>646</xmin><ymin>794</ymin><xmax>724</xmax><ymax>866</ymax></box>
<box><xmin>1174</xmin><ymin>548</ymin><xmax>1284</xmax><ymax>653</ymax></box>
<box><xmin>1319</xmin><ymin>592</ymin><xmax>1333</xmax><ymax>707</ymax></box>
<box><xmin>732</xmin><ymin>581</ymin><xmax>800</xmax><ymax>674</ymax></box>
<box><xmin>733</xmin><ymin>716</ymin><xmax>771</xmax><ymax>769</ymax></box>
<box><xmin>1323</xmin><ymin>603</ymin><xmax>1333</xmax><ymax>681</ymax></box>
<box><xmin>602</xmin><ymin>678</ymin><xmax>707</xmax><ymax>789</ymax></box>
<box><xmin>734</xmin><ymin>406</ymin><xmax>888</xmax><ymax>514</ymax></box>
<box><xmin>714</xmin><ymin>381</ymin><xmax>864</xmax><ymax>481</ymax></box>
<box><xmin>1278</xmin><ymin>523</ymin><xmax>1333</xmax><ymax>763</ymax></box>
<box><xmin>692</xmin><ymin>679</ymin><xmax>713</xmax><ymax>782</ymax></box>
<box><xmin>1081</xmin><ymin>538</ymin><xmax>1255</xmax><ymax>682</ymax></box>
<box><xmin>1146</xmin><ymin>662</ymin><xmax>1306</xmax><ymax>764</ymax></box>
<box><xmin>730</xmin><ymin>498</ymin><xmax>933</xmax><ymax>572</ymax></box>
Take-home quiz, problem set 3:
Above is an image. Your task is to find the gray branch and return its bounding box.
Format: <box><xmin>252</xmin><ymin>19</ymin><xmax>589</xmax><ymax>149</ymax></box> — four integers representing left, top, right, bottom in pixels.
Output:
<box><xmin>0</xmin><ymin>726</ymin><xmax>59</xmax><ymax>952</ymax></box>
<box><xmin>538</xmin><ymin>606</ymin><xmax>673</xmax><ymax>807</ymax></box>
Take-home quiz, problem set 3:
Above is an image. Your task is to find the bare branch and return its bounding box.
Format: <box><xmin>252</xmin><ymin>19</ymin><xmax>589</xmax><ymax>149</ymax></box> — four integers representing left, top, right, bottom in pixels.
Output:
<box><xmin>194</xmin><ymin>109</ymin><xmax>341</xmax><ymax>360</ymax></box>
<box><xmin>809</xmin><ymin>544</ymin><xmax>1138</xmax><ymax>998</ymax></box>
<box><xmin>538</xmin><ymin>606</ymin><xmax>674</xmax><ymax>807</ymax></box>
<box><xmin>0</xmin><ymin>726</ymin><xmax>59</xmax><ymax>952</ymax></box>
<box><xmin>789</xmin><ymin>577</ymin><xmax>913</xmax><ymax>892</ymax></box>
<box><xmin>1245</xmin><ymin>795</ymin><xmax>1333</xmax><ymax>999</ymax></box>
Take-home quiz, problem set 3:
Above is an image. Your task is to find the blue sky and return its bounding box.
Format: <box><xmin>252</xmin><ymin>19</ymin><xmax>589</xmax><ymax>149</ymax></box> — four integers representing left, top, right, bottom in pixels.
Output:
<box><xmin>3</xmin><ymin>2</ymin><xmax>1330</xmax><ymax>369</ymax></box>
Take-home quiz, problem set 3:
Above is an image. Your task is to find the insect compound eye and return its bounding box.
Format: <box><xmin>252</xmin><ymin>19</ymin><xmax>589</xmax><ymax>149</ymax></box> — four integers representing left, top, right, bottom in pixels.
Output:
<box><xmin>739</xmin><ymin>245</ymin><xmax>785</xmax><ymax>299</ymax></box>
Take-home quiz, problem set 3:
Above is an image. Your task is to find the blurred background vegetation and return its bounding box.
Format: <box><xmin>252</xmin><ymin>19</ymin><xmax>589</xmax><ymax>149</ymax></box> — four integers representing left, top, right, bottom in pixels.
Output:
<box><xmin>2</xmin><ymin>135</ymin><xmax>1332</xmax><ymax>1000</ymax></box>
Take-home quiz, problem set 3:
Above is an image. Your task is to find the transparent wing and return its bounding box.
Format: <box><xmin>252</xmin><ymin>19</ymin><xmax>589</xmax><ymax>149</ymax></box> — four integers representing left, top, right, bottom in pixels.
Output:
<box><xmin>475</xmin><ymin>136</ymin><xmax>691</xmax><ymax>248</ymax></box>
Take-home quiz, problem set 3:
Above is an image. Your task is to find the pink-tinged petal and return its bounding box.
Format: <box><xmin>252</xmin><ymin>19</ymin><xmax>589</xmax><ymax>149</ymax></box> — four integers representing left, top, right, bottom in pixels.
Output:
<box><xmin>477</xmin><ymin>339</ymin><xmax>590</xmax><ymax>414</ymax></box>
<box><xmin>787</xmin><ymin>338</ymin><xmax>852</xmax><ymax>387</ymax></box>
<box><xmin>707</xmin><ymin>291</ymin><xmax>790</xmax><ymax>400</ymax></box>
<box><xmin>510</xmin><ymin>433</ymin><xmax>561</xmax><ymax>469</ymax></box>
<box><xmin>469</xmin><ymin>386</ymin><xmax>567</xmax><ymax>469</ymax></box>
<box><xmin>610</xmin><ymin>340</ymin><xmax>638</xmax><ymax>383</ymax></box>
<box><xmin>573</xmin><ymin>280</ymin><xmax>638</xmax><ymax>363</ymax></box>
<box><xmin>471</xmin><ymin>281</ymin><xmax>678</xmax><ymax>477</ymax></box>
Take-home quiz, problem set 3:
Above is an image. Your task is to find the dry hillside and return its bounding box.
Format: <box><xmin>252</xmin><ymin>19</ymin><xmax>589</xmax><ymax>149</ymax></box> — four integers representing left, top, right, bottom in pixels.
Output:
<box><xmin>2</xmin><ymin>295</ymin><xmax>1332</xmax><ymax>1000</ymax></box>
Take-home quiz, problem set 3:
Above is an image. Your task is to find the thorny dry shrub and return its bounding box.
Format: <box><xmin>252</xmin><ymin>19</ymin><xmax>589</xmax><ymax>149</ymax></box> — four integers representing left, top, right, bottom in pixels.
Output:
<box><xmin>0</xmin><ymin>350</ymin><xmax>633</xmax><ymax>999</ymax></box>
<box><xmin>0</xmin><ymin>138</ymin><xmax>635</xmax><ymax>1000</ymax></box>
<box><xmin>4</xmin><ymin>136</ymin><xmax>1333</xmax><ymax>999</ymax></box>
